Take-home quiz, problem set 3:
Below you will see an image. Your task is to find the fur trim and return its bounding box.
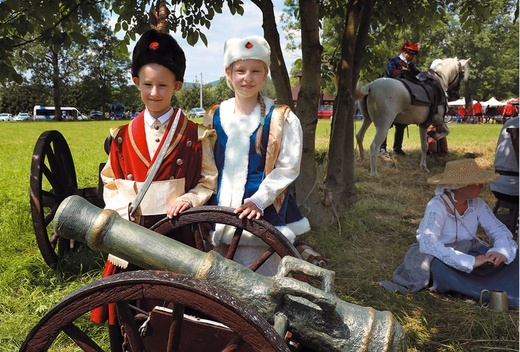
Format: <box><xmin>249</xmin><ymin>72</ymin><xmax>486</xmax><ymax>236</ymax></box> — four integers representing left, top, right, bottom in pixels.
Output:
<box><xmin>218</xmin><ymin>99</ymin><xmax>261</xmax><ymax>208</ymax></box>
<box><xmin>286</xmin><ymin>216</ymin><xmax>311</xmax><ymax>236</ymax></box>
<box><xmin>274</xmin><ymin>225</ymin><xmax>296</xmax><ymax>244</ymax></box>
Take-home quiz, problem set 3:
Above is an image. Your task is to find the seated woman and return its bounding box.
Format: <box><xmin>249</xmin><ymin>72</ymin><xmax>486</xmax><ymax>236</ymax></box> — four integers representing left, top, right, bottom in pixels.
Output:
<box><xmin>380</xmin><ymin>159</ymin><xmax>518</xmax><ymax>308</ymax></box>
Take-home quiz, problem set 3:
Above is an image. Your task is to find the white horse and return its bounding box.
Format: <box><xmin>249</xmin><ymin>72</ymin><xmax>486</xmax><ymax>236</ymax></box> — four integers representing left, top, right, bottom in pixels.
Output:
<box><xmin>356</xmin><ymin>58</ymin><xmax>470</xmax><ymax>176</ymax></box>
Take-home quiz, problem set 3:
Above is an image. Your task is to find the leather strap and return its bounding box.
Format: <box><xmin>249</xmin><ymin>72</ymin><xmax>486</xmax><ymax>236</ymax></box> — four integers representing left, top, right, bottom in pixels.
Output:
<box><xmin>129</xmin><ymin>108</ymin><xmax>181</xmax><ymax>217</ymax></box>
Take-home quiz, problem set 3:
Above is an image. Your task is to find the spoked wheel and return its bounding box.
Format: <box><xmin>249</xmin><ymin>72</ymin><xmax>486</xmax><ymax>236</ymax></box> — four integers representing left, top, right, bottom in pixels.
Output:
<box><xmin>20</xmin><ymin>270</ymin><xmax>290</xmax><ymax>352</ymax></box>
<box><xmin>30</xmin><ymin>130</ymin><xmax>101</xmax><ymax>266</ymax></box>
<box><xmin>150</xmin><ymin>206</ymin><xmax>303</xmax><ymax>276</ymax></box>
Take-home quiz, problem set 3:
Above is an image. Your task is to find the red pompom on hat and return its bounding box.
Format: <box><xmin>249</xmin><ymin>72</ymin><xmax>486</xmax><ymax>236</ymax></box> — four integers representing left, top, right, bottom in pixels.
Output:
<box><xmin>400</xmin><ymin>41</ymin><xmax>420</xmax><ymax>54</ymax></box>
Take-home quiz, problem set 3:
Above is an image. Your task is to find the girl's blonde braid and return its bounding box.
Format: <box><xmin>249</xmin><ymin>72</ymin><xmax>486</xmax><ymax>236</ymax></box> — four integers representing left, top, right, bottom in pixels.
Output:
<box><xmin>255</xmin><ymin>93</ymin><xmax>266</xmax><ymax>154</ymax></box>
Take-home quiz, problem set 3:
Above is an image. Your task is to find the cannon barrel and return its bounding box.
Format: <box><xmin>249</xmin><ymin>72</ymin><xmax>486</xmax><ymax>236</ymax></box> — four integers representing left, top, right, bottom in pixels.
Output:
<box><xmin>55</xmin><ymin>195</ymin><xmax>406</xmax><ymax>351</ymax></box>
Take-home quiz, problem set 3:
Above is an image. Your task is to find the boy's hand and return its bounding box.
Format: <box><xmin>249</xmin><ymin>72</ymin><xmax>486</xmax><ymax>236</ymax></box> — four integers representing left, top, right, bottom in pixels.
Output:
<box><xmin>167</xmin><ymin>200</ymin><xmax>192</xmax><ymax>218</ymax></box>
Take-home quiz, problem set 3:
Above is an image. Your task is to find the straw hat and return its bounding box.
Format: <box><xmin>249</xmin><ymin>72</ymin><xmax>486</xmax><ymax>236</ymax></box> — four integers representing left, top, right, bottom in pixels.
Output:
<box><xmin>427</xmin><ymin>159</ymin><xmax>498</xmax><ymax>185</ymax></box>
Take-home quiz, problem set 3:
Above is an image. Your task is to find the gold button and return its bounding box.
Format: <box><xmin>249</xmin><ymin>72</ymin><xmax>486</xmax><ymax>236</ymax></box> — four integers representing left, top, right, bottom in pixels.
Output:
<box><xmin>176</xmin><ymin>158</ymin><xmax>183</xmax><ymax>165</ymax></box>
<box><xmin>117</xmin><ymin>137</ymin><xmax>123</xmax><ymax>144</ymax></box>
<box><xmin>127</xmin><ymin>174</ymin><xmax>134</xmax><ymax>180</ymax></box>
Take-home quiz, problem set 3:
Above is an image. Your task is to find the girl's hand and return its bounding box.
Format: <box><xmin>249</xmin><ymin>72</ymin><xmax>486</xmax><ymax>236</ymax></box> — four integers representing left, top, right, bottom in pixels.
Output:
<box><xmin>473</xmin><ymin>255</ymin><xmax>492</xmax><ymax>268</ymax></box>
<box><xmin>484</xmin><ymin>251</ymin><xmax>507</xmax><ymax>266</ymax></box>
<box><xmin>167</xmin><ymin>200</ymin><xmax>192</xmax><ymax>218</ymax></box>
<box><xmin>235</xmin><ymin>200</ymin><xmax>262</xmax><ymax>220</ymax></box>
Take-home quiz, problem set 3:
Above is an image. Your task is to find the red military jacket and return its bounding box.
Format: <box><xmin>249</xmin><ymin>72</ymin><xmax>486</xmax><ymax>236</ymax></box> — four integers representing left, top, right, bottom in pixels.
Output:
<box><xmin>108</xmin><ymin>109</ymin><xmax>203</xmax><ymax>193</ymax></box>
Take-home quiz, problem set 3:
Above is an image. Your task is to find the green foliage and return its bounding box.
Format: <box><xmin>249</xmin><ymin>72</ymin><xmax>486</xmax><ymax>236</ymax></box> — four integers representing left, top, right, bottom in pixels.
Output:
<box><xmin>109</xmin><ymin>0</ymin><xmax>246</xmax><ymax>52</ymax></box>
<box><xmin>177</xmin><ymin>84</ymin><xmax>205</xmax><ymax>110</ymax></box>
<box><xmin>0</xmin><ymin>14</ymin><xmax>133</xmax><ymax>117</ymax></box>
<box><xmin>0</xmin><ymin>84</ymin><xmax>48</xmax><ymax>115</ymax></box>
<box><xmin>298</xmin><ymin>0</ymin><xmax>519</xmax><ymax>101</ymax></box>
<box><xmin>0</xmin><ymin>1</ymin><xmax>246</xmax><ymax>85</ymax></box>
<box><xmin>0</xmin><ymin>0</ymin><xmax>103</xmax><ymax>83</ymax></box>
<box><xmin>210</xmin><ymin>76</ymin><xmax>236</xmax><ymax>104</ymax></box>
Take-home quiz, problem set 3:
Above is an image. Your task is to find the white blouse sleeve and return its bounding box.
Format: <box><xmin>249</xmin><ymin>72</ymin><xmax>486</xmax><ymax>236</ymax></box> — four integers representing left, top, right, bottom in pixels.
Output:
<box><xmin>249</xmin><ymin>110</ymin><xmax>303</xmax><ymax>209</ymax></box>
<box><xmin>417</xmin><ymin>198</ymin><xmax>476</xmax><ymax>273</ymax></box>
<box><xmin>474</xmin><ymin>198</ymin><xmax>518</xmax><ymax>264</ymax></box>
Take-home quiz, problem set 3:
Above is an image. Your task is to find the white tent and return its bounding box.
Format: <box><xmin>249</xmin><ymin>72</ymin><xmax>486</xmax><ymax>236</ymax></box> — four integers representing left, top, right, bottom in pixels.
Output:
<box><xmin>447</xmin><ymin>98</ymin><xmax>478</xmax><ymax>106</ymax></box>
<box><xmin>481</xmin><ymin>97</ymin><xmax>505</xmax><ymax>107</ymax></box>
<box><xmin>448</xmin><ymin>98</ymin><xmax>465</xmax><ymax>106</ymax></box>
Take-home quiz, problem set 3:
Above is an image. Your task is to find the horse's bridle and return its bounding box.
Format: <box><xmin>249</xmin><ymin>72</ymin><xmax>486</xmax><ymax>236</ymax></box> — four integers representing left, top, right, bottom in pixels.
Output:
<box><xmin>446</xmin><ymin>62</ymin><xmax>465</xmax><ymax>99</ymax></box>
<box><xmin>430</xmin><ymin>61</ymin><xmax>465</xmax><ymax>100</ymax></box>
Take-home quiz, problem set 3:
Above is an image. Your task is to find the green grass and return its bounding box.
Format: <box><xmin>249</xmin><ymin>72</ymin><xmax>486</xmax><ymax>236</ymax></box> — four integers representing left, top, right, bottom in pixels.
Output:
<box><xmin>0</xmin><ymin>119</ymin><xmax>517</xmax><ymax>351</ymax></box>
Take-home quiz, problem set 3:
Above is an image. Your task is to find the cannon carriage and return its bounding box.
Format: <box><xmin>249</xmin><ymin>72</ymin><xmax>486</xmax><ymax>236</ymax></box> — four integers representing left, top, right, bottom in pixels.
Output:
<box><xmin>24</xmin><ymin>131</ymin><xmax>406</xmax><ymax>351</ymax></box>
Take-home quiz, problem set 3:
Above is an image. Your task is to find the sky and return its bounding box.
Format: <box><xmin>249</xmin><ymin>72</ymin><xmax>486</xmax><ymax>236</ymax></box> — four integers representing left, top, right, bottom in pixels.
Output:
<box><xmin>122</xmin><ymin>1</ymin><xmax>300</xmax><ymax>85</ymax></box>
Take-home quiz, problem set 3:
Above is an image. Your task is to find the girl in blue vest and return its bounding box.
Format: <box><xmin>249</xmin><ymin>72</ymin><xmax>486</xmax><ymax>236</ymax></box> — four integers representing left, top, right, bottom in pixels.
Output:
<box><xmin>206</xmin><ymin>35</ymin><xmax>311</xmax><ymax>274</ymax></box>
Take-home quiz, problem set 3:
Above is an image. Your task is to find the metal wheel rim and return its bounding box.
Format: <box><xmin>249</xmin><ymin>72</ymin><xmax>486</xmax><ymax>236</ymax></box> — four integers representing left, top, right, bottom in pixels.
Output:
<box><xmin>21</xmin><ymin>270</ymin><xmax>290</xmax><ymax>352</ymax></box>
<box><xmin>30</xmin><ymin>130</ymin><xmax>78</xmax><ymax>266</ymax></box>
<box><xmin>150</xmin><ymin>205</ymin><xmax>303</xmax><ymax>276</ymax></box>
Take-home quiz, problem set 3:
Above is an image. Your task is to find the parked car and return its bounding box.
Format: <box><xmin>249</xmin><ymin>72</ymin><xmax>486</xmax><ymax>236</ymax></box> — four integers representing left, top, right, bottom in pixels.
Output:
<box><xmin>110</xmin><ymin>103</ymin><xmax>125</xmax><ymax>120</ymax></box>
<box><xmin>128</xmin><ymin>110</ymin><xmax>139</xmax><ymax>119</ymax></box>
<box><xmin>14</xmin><ymin>112</ymin><xmax>31</xmax><ymax>121</ymax></box>
<box><xmin>189</xmin><ymin>107</ymin><xmax>206</xmax><ymax>118</ymax></box>
<box><xmin>89</xmin><ymin>111</ymin><xmax>103</xmax><ymax>120</ymax></box>
<box><xmin>0</xmin><ymin>113</ymin><xmax>12</xmax><ymax>121</ymax></box>
<box><xmin>317</xmin><ymin>105</ymin><xmax>333</xmax><ymax>119</ymax></box>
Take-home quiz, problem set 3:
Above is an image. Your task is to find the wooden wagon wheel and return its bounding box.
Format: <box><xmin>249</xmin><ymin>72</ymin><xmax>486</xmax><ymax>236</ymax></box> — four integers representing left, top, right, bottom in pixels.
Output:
<box><xmin>149</xmin><ymin>206</ymin><xmax>304</xmax><ymax>276</ymax></box>
<box><xmin>30</xmin><ymin>130</ymin><xmax>102</xmax><ymax>266</ymax></box>
<box><xmin>20</xmin><ymin>270</ymin><xmax>291</xmax><ymax>352</ymax></box>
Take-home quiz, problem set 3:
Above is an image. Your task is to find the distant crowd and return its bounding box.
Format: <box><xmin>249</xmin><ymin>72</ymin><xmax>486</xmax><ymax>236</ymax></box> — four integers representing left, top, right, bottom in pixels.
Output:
<box><xmin>447</xmin><ymin>101</ymin><xmax>518</xmax><ymax>124</ymax></box>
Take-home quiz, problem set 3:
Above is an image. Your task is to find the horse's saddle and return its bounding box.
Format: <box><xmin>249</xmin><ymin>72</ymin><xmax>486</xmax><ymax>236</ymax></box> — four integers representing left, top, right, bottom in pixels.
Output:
<box><xmin>395</xmin><ymin>70</ymin><xmax>447</xmax><ymax>127</ymax></box>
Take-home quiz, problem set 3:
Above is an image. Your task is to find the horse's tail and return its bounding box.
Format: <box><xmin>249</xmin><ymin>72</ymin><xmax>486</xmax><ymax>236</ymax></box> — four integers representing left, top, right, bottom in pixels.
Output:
<box><xmin>355</xmin><ymin>83</ymin><xmax>373</xmax><ymax>161</ymax></box>
<box><xmin>354</xmin><ymin>83</ymin><xmax>371</xmax><ymax>101</ymax></box>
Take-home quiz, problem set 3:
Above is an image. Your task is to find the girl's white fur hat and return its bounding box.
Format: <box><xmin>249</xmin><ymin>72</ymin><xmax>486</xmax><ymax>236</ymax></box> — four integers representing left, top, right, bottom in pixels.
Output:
<box><xmin>223</xmin><ymin>35</ymin><xmax>271</xmax><ymax>68</ymax></box>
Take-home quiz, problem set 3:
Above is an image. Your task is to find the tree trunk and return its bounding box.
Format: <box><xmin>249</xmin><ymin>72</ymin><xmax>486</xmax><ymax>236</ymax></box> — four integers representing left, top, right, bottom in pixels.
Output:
<box><xmin>324</xmin><ymin>0</ymin><xmax>374</xmax><ymax>214</ymax></box>
<box><xmin>294</xmin><ymin>0</ymin><xmax>333</xmax><ymax>226</ymax></box>
<box><xmin>256</xmin><ymin>0</ymin><xmax>332</xmax><ymax>226</ymax></box>
<box><xmin>254</xmin><ymin>0</ymin><xmax>294</xmax><ymax>108</ymax></box>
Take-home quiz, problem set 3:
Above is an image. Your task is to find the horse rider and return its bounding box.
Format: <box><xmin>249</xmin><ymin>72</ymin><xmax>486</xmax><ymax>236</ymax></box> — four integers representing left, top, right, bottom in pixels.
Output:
<box><xmin>379</xmin><ymin>41</ymin><xmax>421</xmax><ymax>156</ymax></box>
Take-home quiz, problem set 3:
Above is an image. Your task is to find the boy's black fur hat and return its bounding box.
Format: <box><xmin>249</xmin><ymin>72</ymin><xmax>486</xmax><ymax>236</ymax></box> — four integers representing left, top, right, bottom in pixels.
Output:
<box><xmin>131</xmin><ymin>29</ymin><xmax>186</xmax><ymax>82</ymax></box>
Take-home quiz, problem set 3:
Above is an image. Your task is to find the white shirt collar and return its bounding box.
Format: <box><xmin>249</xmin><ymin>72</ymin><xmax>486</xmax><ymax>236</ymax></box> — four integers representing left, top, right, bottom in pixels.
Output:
<box><xmin>144</xmin><ymin>107</ymin><xmax>174</xmax><ymax>127</ymax></box>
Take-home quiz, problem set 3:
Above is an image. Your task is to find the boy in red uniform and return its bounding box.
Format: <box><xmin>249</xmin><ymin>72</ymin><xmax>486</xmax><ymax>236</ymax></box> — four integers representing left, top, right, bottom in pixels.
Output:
<box><xmin>101</xmin><ymin>29</ymin><xmax>217</xmax><ymax>224</ymax></box>
<box><xmin>92</xmin><ymin>29</ymin><xmax>217</xmax><ymax>344</ymax></box>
